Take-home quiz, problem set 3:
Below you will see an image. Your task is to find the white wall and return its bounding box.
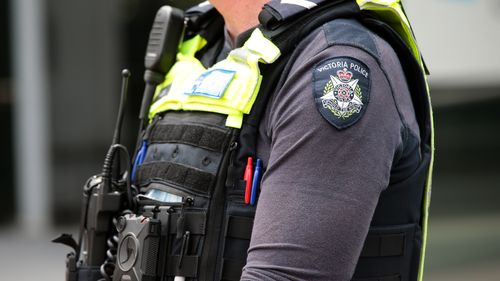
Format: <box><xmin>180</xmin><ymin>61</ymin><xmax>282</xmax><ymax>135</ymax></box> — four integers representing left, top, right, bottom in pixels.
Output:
<box><xmin>404</xmin><ymin>0</ymin><xmax>500</xmax><ymax>87</ymax></box>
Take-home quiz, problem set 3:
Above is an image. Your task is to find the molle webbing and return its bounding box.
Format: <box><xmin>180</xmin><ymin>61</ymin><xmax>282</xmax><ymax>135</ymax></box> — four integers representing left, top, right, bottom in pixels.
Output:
<box><xmin>220</xmin><ymin>216</ymin><xmax>254</xmax><ymax>281</ymax></box>
<box><xmin>137</xmin><ymin>111</ymin><xmax>232</xmax><ymax>195</ymax></box>
<box><xmin>149</xmin><ymin>123</ymin><xmax>229</xmax><ymax>152</ymax></box>
<box><xmin>133</xmin><ymin>111</ymin><xmax>237</xmax><ymax>281</ymax></box>
<box><xmin>136</xmin><ymin>161</ymin><xmax>215</xmax><ymax>194</ymax></box>
<box><xmin>354</xmin><ymin>221</ymin><xmax>421</xmax><ymax>281</ymax></box>
<box><xmin>226</xmin><ymin>216</ymin><xmax>253</xmax><ymax>240</ymax></box>
<box><xmin>361</xmin><ymin>233</ymin><xmax>405</xmax><ymax>258</ymax></box>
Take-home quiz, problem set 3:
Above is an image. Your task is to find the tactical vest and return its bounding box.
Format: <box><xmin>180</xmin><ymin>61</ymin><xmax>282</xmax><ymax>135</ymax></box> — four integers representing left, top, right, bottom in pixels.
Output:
<box><xmin>121</xmin><ymin>1</ymin><xmax>434</xmax><ymax>281</ymax></box>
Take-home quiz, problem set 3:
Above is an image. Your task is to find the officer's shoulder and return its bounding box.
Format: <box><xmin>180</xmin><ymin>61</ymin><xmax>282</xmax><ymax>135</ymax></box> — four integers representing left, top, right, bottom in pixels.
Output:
<box><xmin>320</xmin><ymin>18</ymin><xmax>386</xmax><ymax>62</ymax></box>
<box><xmin>285</xmin><ymin>18</ymin><xmax>401</xmax><ymax>130</ymax></box>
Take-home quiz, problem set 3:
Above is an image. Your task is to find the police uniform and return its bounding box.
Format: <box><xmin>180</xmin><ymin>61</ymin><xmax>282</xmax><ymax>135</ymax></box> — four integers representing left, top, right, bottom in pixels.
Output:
<box><xmin>125</xmin><ymin>1</ymin><xmax>433</xmax><ymax>281</ymax></box>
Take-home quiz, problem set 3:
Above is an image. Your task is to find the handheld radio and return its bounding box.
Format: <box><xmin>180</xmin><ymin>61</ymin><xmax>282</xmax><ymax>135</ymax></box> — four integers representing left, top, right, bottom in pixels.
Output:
<box><xmin>54</xmin><ymin>5</ymin><xmax>186</xmax><ymax>281</ymax></box>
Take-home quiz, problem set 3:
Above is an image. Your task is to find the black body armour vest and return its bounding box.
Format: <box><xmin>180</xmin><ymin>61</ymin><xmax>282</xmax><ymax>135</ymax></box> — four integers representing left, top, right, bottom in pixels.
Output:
<box><xmin>124</xmin><ymin>1</ymin><xmax>432</xmax><ymax>281</ymax></box>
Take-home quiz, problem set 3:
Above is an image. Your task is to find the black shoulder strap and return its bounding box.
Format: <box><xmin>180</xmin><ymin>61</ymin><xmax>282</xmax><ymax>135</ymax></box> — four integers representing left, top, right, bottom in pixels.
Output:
<box><xmin>185</xmin><ymin>4</ymin><xmax>225</xmax><ymax>67</ymax></box>
<box><xmin>185</xmin><ymin>4</ymin><xmax>221</xmax><ymax>39</ymax></box>
<box><xmin>259</xmin><ymin>0</ymin><xmax>360</xmax><ymax>52</ymax></box>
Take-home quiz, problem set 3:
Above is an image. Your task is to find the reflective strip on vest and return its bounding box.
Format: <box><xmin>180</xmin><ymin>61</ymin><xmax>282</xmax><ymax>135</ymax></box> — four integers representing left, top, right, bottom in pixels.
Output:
<box><xmin>149</xmin><ymin>29</ymin><xmax>281</xmax><ymax>128</ymax></box>
<box><xmin>419</xmin><ymin>79</ymin><xmax>435</xmax><ymax>281</ymax></box>
<box><xmin>356</xmin><ymin>1</ymin><xmax>434</xmax><ymax>280</ymax></box>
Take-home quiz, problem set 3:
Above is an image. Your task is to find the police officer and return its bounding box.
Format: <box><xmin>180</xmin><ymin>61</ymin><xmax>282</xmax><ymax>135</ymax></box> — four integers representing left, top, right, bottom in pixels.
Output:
<box><xmin>124</xmin><ymin>0</ymin><xmax>433</xmax><ymax>280</ymax></box>
<box><xmin>183</xmin><ymin>1</ymin><xmax>431</xmax><ymax>281</ymax></box>
<box><xmin>54</xmin><ymin>0</ymin><xmax>432</xmax><ymax>279</ymax></box>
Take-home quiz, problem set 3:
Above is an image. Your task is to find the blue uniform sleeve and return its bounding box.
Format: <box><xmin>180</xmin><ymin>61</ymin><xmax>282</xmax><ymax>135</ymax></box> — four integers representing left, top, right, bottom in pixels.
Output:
<box><xmin>240</xmin><ymin>28</ymin><xmax>408</xmax><ymax>281</ymax></box>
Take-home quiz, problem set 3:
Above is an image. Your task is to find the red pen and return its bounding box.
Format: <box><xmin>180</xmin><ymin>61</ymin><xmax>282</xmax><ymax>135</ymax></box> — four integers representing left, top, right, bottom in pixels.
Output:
<box><xmin>243</xmin><ymin>157</ymin><xmax>253</xmax><ymax>205</ymax></box>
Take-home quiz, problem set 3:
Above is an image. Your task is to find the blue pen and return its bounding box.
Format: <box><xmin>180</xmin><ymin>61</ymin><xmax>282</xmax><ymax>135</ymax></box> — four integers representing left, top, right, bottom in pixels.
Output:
<box><xmin>131</xmin><ymin>140</ymin><xmax>148</xmax><ymax>182</ymax></box>
<box><xmin>250</xmin><ymin>159</ymin><xmax>262</xmax><ymax>206</ymax></box>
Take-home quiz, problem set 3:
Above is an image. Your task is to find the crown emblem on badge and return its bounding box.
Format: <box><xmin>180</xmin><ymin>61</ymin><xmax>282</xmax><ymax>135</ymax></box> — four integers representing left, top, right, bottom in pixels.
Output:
<box><xmin>320</xmin><ymin>68</ymin><xmax>363</xmax><ymax>120</ymax></box>
<box><xmin>337</xmin><ymin>68</ymin><xmax>353</xmax><ymax>82</ymax></box>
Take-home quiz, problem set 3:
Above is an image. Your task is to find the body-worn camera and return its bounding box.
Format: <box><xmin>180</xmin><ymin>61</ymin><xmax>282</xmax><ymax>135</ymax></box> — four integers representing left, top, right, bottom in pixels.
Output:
<box><xmin>113</xmin><ymin>213</ymin><xmax>162</xmax><ymax>281</ymax></box>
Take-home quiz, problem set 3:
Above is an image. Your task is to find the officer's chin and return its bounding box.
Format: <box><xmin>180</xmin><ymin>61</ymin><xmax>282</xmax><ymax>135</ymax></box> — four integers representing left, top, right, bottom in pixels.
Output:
<box><xmin>163</xmin><ymin>0</ymin><xmax>206</xmax><ymax>10</ymax></box>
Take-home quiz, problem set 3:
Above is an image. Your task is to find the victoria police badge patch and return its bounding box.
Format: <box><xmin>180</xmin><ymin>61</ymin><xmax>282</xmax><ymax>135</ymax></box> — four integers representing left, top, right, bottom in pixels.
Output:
<box><xmin>313</xmin><ymin>57</ymin><xmax>371</xmax><ymax>130</ymax></box>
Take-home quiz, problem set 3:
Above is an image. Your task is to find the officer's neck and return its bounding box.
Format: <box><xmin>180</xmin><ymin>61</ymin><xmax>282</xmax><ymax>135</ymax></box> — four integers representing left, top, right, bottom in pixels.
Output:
<box><xmin>210</xmin><ymin>0</ymin><xmax>268</xmax><ymax>42</ymax></box>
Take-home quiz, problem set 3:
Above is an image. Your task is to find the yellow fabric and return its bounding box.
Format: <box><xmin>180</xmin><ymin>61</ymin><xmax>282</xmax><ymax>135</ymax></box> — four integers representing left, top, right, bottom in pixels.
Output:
<box><xmin>151</xmin><ymin>35</ymin><xmax>208</xmax><ymax>102</ymax></box>
<box><xmin>418</xmin><ymin>77</ymin><xmax>435</xmax><ymax>281</ymax></box>
<box><xmin>356</xmin><ymin>0</ymin><xmax>424</xmax><ymax>69</ymax></box>
<box><xmin>149</xmin><ymin>29</ymin><xmax>281</xmax><ymax>128</ymax></box>
<box><xmin>356</xmin><ymin>1</ymin><xmax>433</xmax><ymax>280</ymax></box>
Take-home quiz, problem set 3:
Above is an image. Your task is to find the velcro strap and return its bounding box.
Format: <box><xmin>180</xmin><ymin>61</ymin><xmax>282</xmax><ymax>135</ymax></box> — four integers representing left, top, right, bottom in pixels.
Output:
<box><xmin>222</xmin><ymin>259</ymin><xmax>246</xmax><ymax>281</ymax></box>
<box><xmin>352</xmin><ymin>275</ymin><xmax>401</xmax><ymax>281</ymax></box>
<box><xmin>165</xmin><ymin>255</ymin><xmax>199</xmax><ymax>277</ymax></box>
<box><xmin>226</xmin><ymin>216</ymin><xmax>253</xmax><ymax>240</ymax></box>
<box><xmin>150</xmin><ymin>124</ymin><xmax>229</xmax><ymax>152</ymax></box>
<box><xmin>360</xmin><ymin>233</ymin><xmax>405</xmax><ymax>257</ymax></box>
<box><xmin>169</xmin><ymin>212</ymin><xmax>206</xmax><ymax>235</ymax></box>
<box><xmin>136</xmin><ymin>162</ymin><xmax>215</xmax><ymax>194</ymax></box>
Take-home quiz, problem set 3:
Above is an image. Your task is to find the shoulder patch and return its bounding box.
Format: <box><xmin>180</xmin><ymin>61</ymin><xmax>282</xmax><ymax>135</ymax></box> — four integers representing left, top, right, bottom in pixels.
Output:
<box><xmin>313</xmin><ymin>57</ymin><xmax>371</xmax><ymax>130</ymax></box>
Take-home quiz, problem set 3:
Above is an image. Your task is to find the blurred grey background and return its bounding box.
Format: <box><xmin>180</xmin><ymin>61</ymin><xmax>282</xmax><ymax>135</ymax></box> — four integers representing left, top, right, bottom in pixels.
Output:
<box><xmin>0</xmin><ymin>0</ymin><xmax>499</xmax><ymax>280</ymax></box>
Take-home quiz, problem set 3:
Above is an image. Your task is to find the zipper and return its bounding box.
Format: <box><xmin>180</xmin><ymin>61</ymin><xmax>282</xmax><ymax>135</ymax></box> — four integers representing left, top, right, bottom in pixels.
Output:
<box><xmin>201</xmin><ymin>130</ymin><xmax>239</xmax><ymax>280</ymax></box>
<box><xmin>226</xmin><ymin>136</ymin><xmax>239</xmax><ymax>187</ymax></box>
<box><xmin>228</xmin><ymin>140</ymin><xmax>239</xmax><ymax>167</ymax></box>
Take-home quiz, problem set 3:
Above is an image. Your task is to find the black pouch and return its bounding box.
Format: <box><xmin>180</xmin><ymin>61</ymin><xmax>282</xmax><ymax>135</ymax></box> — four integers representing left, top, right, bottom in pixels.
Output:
<box><xmin>353</xmin><ymin>223</ymin><xmax>422</xmax><ymax>281</ymax></box>
<box><xmin>129</xmin><ymin>111</ymin><xmax>235</xmax><ymax>280</ymax></box>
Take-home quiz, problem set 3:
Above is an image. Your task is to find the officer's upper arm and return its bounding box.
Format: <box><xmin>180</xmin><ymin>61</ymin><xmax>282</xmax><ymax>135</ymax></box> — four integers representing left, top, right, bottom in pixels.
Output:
<box><xmin>241</xmin><ymin>28</ymin><xmax>405</xmax><ymax>281</ymax></box>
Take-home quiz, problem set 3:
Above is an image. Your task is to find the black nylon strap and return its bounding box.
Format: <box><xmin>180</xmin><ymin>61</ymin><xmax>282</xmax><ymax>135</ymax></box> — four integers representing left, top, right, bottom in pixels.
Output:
<box><xmin>221</xmin><ymin>259</ymin><xmax>246</xmax><ymax>281</ymax></box>
<box><xmin>150</xmin><ymin>123</ymin><xmax>229</xmax><ymax>152</ymax></box>
<box><xmin>185</xmin><ymin>4</ymin><xmax>225</xmax><ymax>67</ymax></box>
<box><xmin>259</xmin><ymin>0</ymin><xmax>360</xmax><ymax>52</ymax></box>
<box><xmin>136</xmin><ymin>161</ymin><xmax>215</xmax><ymax>194</ymax></box>
<box><xmin>352</xmin><ymin>275</ymin><xmax>401</xmax><ymax>281</ymax></box>
<box><xmin>360</xmin><ymin>233</ymin><xmax>405</xmax><ymax>257</ymax></box>
<box><xmin>165</xmin><ymin>255</ymin><xmax>199</xmax><ymax>277</ymax></box>
<box><xmin>226</xmin><ymin>216</ymin><xmax>253</xmax><ymax>240</ymax></box>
